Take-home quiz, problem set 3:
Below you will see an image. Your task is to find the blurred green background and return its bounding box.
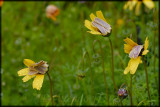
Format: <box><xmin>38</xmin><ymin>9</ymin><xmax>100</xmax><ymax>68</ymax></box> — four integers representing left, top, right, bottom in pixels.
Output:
<box><xmin>1</xmin><ymin>1</ymin><xmax>159</xmax><ymax>106</ymax></box>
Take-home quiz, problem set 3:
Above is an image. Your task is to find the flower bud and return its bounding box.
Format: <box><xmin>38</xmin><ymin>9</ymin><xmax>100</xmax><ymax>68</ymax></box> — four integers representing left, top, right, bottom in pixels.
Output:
<box><xmin>117</xmin><ymin>88</ymin><xmax>128</xmax><ymax>99</ymax></box>
<box><xmin>46</xmin><ymin>4</ymin><xmax>59</xmax><ymax>21</ymax></box>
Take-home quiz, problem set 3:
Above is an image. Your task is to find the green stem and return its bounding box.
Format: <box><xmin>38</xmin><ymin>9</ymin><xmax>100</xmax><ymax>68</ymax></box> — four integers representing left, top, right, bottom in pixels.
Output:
<box><xmin>130</xmin><ymin>74</ymin><xmax>133</xmax><ymax>106</ymax></box>
<box><xmin>93</xmin><ymin>40</ymin><xmax>109</xmax><ymax>105</ymax></box>
<box><xmin>47</xmin><ymin>72</ymin><xmax>54</xmax><ymax>106</ymax></box>
<box><xmin>108</xmin><ymin>38</ymin><xmax>118</xmax><ymax>91</ymax></box>
<box><xmin>142</xmin><ymin>56</ymin><xmax>151</xmax><ymax>106</ymax></box>
<box><xmin>82</xmin><ymin>51</ymin><xmax>94</xmax><ymax>104</ymax></box>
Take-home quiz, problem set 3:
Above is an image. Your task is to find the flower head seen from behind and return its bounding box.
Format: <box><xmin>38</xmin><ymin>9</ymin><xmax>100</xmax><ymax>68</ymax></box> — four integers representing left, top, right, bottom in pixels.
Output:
<box><xmin>123</xmin><ymin>0</ymin><xmax>155</xmax><ymax>16</ymax></box>
<box><xmin>46</xmin><ymin>4</ymin><xmax>59</xmax><ymax>21</ymax></box>
<box><xmin>0</xmin><ymin>0</ymin><xmax>3</xmax><ymax>7</ymax></box>
<box><xmin>84</xmin><ymin>10</ymin><xmax>112</xmax><ymax>37</ymax></box>
<box><xmin>123</xmin><ymin>37</ymin><xmax>149</xmax><ymax>74</ymax></box>
<box><xmin>18</xmin><ymin>59</ymin><xmax>49</xmax><ymax>90</ymax></box>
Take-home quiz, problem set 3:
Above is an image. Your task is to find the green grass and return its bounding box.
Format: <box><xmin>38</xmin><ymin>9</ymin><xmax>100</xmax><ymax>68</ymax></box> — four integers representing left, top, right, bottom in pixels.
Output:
<box><xmin>1</xmin><ymin>1</ymin><xmax>159</xmax><ymax>106</ymax></box>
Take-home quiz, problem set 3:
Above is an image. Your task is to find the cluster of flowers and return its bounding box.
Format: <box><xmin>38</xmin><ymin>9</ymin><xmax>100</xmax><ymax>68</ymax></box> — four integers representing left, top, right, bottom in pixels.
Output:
<box><xmin>17</xmin><ymin>1</ymin><xmax>152</xmax><ymax>99</ymax></box>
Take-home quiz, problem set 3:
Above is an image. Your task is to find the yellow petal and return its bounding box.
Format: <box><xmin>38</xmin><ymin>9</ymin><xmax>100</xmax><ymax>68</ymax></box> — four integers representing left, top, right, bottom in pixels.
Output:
<box><xmin>135</xmin><ymin>2</ymin><xmax>142</xmax><ymax>16</ymax></box>
<box><xmin>143</xmin><ymin>0</ymin><xmax>155</xmax><ymax>9</ymax></box>
<box><xmin>90</xmin><ymin>13</ymin><xmax>96</xmax><ymax>21</ymax></box>
<box><xmin>124</xmin><ymin>58</ymin><xmax>132</xmax><ymax>74</ymax></box>
<box><xmin>22</xmin><ymin>75</ymin><xmax>35</xmax><ymax>82</ymax></box>
<box><xmin>144</xmin><ymin>37</ymin><xmax>149</xmax><ymax>50</ymax></box>
<box><xmin>87</xmin><ymin>31</ymin><xmax>101</xmax><ymax>35</ymax></box>
<box><xmin>123</xmin><ymin>2</ymin><xmax>130</xmax><ymax>10</ymax></box>
<box><xmin>130</xmin><ymin>56</ymin><xmax>142</xmax><ymax>74</ymax></box>
<box><xmin>18</xmin><ymin>68</ymin><xmax>29</xmax><ymax>76</ymax></box>
<box><xmin>84</xmin><ymin>20</ymin><xmax>97</xmax><ymax>32</ymax></box>
<box><xmin>142</xmin><ymin>50</ymin><xmax>149</xmax><ymax>55</ymax></box>
<box><xmin>129</xmin><ymin>1</ymin><xmax>138</xmax><ymax>11</ymax></box>
<box><xmin>33</xmin><ymin>74</ymin><xmax>44</xmax><ymax>90</ymax></box>
<box><xmin>50</xmin><ymin>15</ymin><xmax>56</xmax><ymax>21</ymax></box>
<box><xmin>24</xmin><ymin>59</ymin><xmax>35</xmax><ymax>67</ymax></box>
<box><xmin>96</xmin><ymin>10</ymin><xmax>107</xmax><ymax>22</ymax></box>
<box><xmin>124</xmin><ymin>66</ymin><xmax>130</xmax><ymax>74</ymax></box>
<box><xmin>124</xmin><ymin>37</ymin><xmax>138</xmax><ymax>47</ymax></box>
<box><xmin>124</xmin><ymin>44</ymin><xmax>133</xmax><ymax>54</ymax></box>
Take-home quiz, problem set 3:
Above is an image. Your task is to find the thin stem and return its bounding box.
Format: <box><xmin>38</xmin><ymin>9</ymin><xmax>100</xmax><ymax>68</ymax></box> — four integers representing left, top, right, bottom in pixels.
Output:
<box><xmin>82</xmin><ymin>51</ymin><xmax>94</xmax><ymax>104</ymax></box>
<box><xmin>120</xmin><ymin>99</ymin><xmax>123</xmax><ymax>106</ymax></box>
<box><xmin>130</xmin><ymin>74</ymin><xmax>133</xmax><ymax>106</ymax></box>
<box><xmin>142</xmin><ymin>56</ymin><xmax>151</xmax><ymax>106</ymax></box>
<box><xmin>153</xmin><ymin>30</ymin><xmax>158</xmax><ymax>86</ymax></box>
<box><xmin>47</xmin><ymin>72</ymin><xmax>54</xmax><ymax>106</ymax></box>
<box><xmin>108</xmin><ymin>38</ymin><xmax>118</xmax><ymax>91</ymax></box>
<box><xmin>93</xmin><ymin>40</ymin><xmax>109</xmax><ymax>105</ymax></box>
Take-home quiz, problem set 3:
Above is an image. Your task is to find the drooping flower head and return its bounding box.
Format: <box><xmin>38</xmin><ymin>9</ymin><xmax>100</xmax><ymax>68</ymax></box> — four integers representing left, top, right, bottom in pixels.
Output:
<box><xmin>118</xmin><ymin>88</ymin><xmax>128</xmax><ymax>100</ymax></box>
<box><xmin>124</xmin><ymin>37</ymin><xmax>149</xmax><ymax>74</ymax></box>
<box><xmin>84</xmin><ymin>10</ymin><xmax>112</xmax><ymax>37</ymax></box>
<box><xmin>46</xmin><ymin>4</ymin><xmax>59</xmax><ymax>21</ymax></box>
<box><xmin>123</xmin><ymin>0</ymin><xmax>155</xmax><ymax>16</ymax></box>
<box><xmin>18</xmin><ymin>59</ymin><xmax>49</xmax><ymax>90</ymax></box>
<box><xmin>0</xmin><ymin>0</ymin><xmax>3</xmax><ymax>7</ymax></box>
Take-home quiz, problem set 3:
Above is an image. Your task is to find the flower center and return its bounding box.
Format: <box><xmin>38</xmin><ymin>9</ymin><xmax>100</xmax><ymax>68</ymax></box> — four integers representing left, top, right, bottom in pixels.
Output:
<box><xmin>129</xmin><ymin>45</ymin><xmax>143</xmax><ymax>59</ymax></box>
<box><xmin>28</xmin><ymin>61</ymin><xmax>49</xmax><ymax>75</ymax></box>
<box><xmin>92</xmin><ymin>17</ymin><xmax>111</xmax><ymax>35</ymax></box>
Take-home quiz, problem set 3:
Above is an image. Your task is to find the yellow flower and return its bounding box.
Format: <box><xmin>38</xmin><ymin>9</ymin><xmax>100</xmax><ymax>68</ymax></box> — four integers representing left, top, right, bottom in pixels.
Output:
<box><xmin>123</xmin><ymin>0</ymin><xmax>155</xmax><ymax>16</ymax></box>
<box><xmin>46</xmin><ymin>4</ymin><xmax>59</xmax><ymax>21</ymax></box>
<box><xmin>84</xmin><ymin>10</ymin><xmax>112</xmax><ymax>37</ymax></box>
<box><xmin>18</xmin><ymin>59</ymin><xmax>49</xmax><ymax>90</ymax></box>
<box><xmin>123</xmin><ymin>37</ymin><xmax>149</xmax><ymax>74</ymax></box>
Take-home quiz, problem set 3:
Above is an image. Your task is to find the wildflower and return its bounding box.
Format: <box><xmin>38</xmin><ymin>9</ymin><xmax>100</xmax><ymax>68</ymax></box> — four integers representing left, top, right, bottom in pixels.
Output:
<box><xmin>84</xmin><ymin>10</ymin><xmax>112</xmax><ymax>37</ymax></box>
<box><xmin>0</xmin><ymin>0</ymin><xmax>3</xmax><ymax>7</ymax></box>
<box><xmin>124</xmin><ymin>37</ymin><xmax>149</xmax><ymax>74</ymax></box>
<box><xmin>77</xmin><ymin>70</ymin><xmax>86</xmax><ymax>80</ymax></box>
<box><xmin>118</xmin><ymin>88</ymin><xmax>128</xmax><ymax>99</ymax></box>
<box><xmin>46</xmin><ymin>4</ymin><xmax>59</xmax><ymax>21</ymax></box>
<box><xmin>18</xmin><ymin>59</ymin><xmax>49</xmax><ymax>90</ymax></box>
<box><xmin>123</xmin><ymin>0</ymin><xmax>155</xmax><ymax>16</ymax></box>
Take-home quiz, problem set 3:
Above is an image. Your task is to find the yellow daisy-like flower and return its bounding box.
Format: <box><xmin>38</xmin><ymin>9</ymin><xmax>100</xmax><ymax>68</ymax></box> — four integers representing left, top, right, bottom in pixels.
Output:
<box><xmin>123</xmin><ymin>0</ymin><xmax>155</xmax><ymax>16</ymax></box>
<box><xmin>124</xmin><ymin>37</ymin><xmax>149</xmax><ymax>74</ymax></box>
<box><xmin>46</xmin><ymin>4</ymin><xmax>59</xmax><ymax>21</ymax></box>
<box><xmin>84</xmin><ymin>10</ymin><xmax>112</xmax><ymax>37</ymax></box>
<box><xmin>18</xmin><ymin>59</ymin><xmax>49</xmax><ymax>90</ymax></box>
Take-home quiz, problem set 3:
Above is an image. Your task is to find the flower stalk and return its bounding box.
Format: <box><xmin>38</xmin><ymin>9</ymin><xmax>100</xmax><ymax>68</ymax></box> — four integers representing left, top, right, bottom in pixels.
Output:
<box><xmin>93</xmin><ymin>40</ymin><xmax>109</xmax><ymax>105</ymax></box>
<box><xmin>142</xmin><ymin>56</ymin><xmax>151</xmax><ymax>106</ymax></box>
<box><xmin>47</xmin><ymin>72</ymin><xmax>54</xmax><ymax>106</ymax></box>
<box><xmin>82</xmin><ymin>51</ymin><xmax>94</xmax><ymax>103</ymax></box>
<box><xmin>130</xmin><ymin>74</ymin><xmax>133</xmax><ymax>106</ymax></box>
<box><xmin>108</xmin><ymin>38</ymin><xmax>118</xmax><ymax>91</ymax></box>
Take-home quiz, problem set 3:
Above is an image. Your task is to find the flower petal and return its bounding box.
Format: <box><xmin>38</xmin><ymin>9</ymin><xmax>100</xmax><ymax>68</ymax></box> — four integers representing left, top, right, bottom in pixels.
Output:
<box><xmin>144</xmin><ymin>37</ymin><xmax>149</xmax><ymax>50</ymax></box>
<box><xmin>124</xmin><ymin>37</ymin><xmax>138</xmax><ymax>47</ymax></box>
<box><xmin>90</xmin><ymin>13</ymin><xmax>96</xmax><ymax>21</ymax></box>
<box><xmin>24</xmin><ymin>59</ymin><xmax>35</xmax><ymax>67</ymax></box>
<box><xmin>142</xmin><ymin>50</ymin><xmax>149</xmax><ymax>55</ymax></box>
<box><xmin>123</xmin><ymin>1</ymin><xmax>130</xmax><ymax>10</ymax></box>
<box><xmin>130</xmin><ymin>56</ymin><xmax>142</xmax><ymax>74</ymax></box>
<box><xmin>143</xmin><ymin>0</ymin><xmax>155</xmax><ymax>9</ymax></box>
<box><xmin>96</xmin><ymin>10</ymin><xmax>106</xmax><ymax>22</ymax></box>
<box><xmin>124</xmin><ymin>44</ymin><xmax>133</xmax><ymax>54</ymax></box>
<box><xmin>33</xmin><ymin>74</ymin><xmax>44</xmax><ymax>90</ymax></box>
<box><xmin>124</xmin><ymin>66</ymin><xmax>130</xmax><ymax>74</ymax></box>
<box><xmin>135</xmin><ymin>2</ymin><xmax>142</xmax><ymax>16</ymax></box>
<box><xmin>18</xmin><ymin>68</ymin><xmax>29</xmax><ymax>76</ymax></box>
<box><xmin>22</xmin><ymin>75</ymin><xmax>35</xmax><ymax>82</ymax></box>
<box><xmin>124</xmin><ymin>56</ymin><xmax>142</xmax><ymax>75</ymax></box>
<box><xmin>84</xmin><ymin>20</ymin><xmax>97</xmax><ymax>32</ymax></box>
<box><xmin>129</xmin><ymin>1</ymin><xmax>138</xmax><ymax>10</ymax></box>
<box><xmin>87</xmin><ymin>31</ymin><xmax>101</xmax><ymax>35</ymax></box>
